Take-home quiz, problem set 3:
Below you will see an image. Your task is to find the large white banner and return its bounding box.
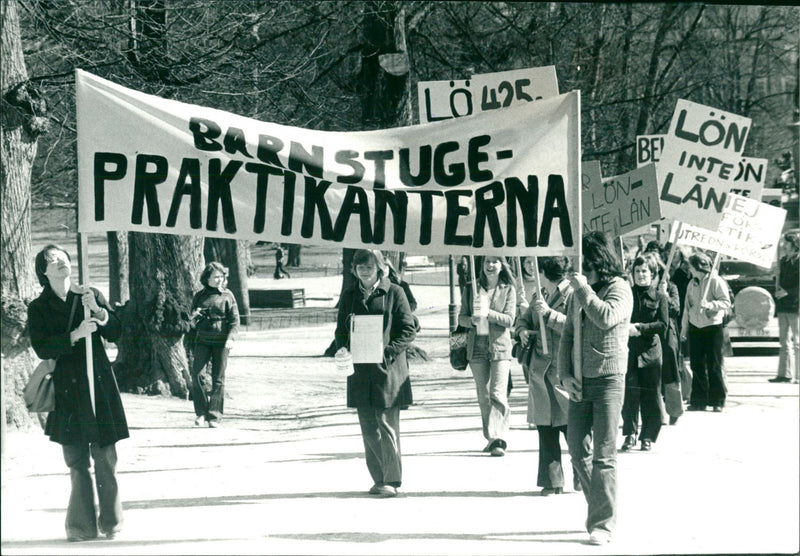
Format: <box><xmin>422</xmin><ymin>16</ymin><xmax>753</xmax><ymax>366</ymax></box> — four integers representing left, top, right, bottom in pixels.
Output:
<box><xmin>583</xmin><ymin>163</ymin><xmax>660</xmax><ymax>237</ymax></box>
<box><xmin>417</xmin><ymin>66</ymin><xmax>559</xmax><ymax>124</ymax></box>
<box><xmin>674</xmin><ymin>194</ymin><xmax>786</xmax><ymax>268</ymax></box>
<box><xmin>77</xmin><ymin>70</ymin><xmax>581</xmax><ymax>256</ymax></box>
<box><xmin>659</xmin><ymin>99</ymin><xmax>751</xmax><ymax>229</ymax></box>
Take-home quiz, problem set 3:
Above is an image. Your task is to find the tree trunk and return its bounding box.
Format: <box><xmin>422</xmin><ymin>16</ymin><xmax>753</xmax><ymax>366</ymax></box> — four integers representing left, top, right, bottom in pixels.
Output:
<box><xmin>107</xmin><ymin>231</ymin><xmax>129</xmax><ymax>306</ymax></box>
<box><xmin>114</xmin><ymin>233</ymin><xmax>203</xmax><ymax>397</ymax></box>
<box><xmin>204</xmin><ymin>238</ymin><xmax>250</xmax><ymax>325</ymax></box>
<box><xmin>1</xmin><ymin>0</ymin><xmax>47</xmax><ymax>431</ymax></box>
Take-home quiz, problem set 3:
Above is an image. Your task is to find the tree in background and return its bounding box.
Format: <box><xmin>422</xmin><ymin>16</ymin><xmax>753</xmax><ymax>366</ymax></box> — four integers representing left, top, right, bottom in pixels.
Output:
<box><xmin>1</xmin><ymin>0</ymin><xmax>49</xmax><ymax>430</ymax></box>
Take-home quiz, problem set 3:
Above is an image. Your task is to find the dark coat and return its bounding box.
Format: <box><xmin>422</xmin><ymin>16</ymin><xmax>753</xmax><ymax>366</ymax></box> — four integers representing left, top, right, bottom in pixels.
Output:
<box><xmin>28</xmin><ymin>286</ymin><xmax>128</xmax><ymax>447</ymax></box>
<box><xmin>191</xmin><ymin>286</ymin><xmax>240</xmax><ymax>345</ymax></box>
<box><xmin>662</xmin><ymin>280</ymin><xmax>681</xmax><ymax>383</ymax></box>
<box><xmin>777</xmin><ymin>255</ymin><xmax>799</xmax><ymax>314</ymax></box>
<box><xmin>628</xmin><ymin>284</ymin><xmax>669</xmax><ymax>372</ymax></box>
<box><xmin>335</xmin><ymin>277</ymin><xmax>417</xmax><ymax>409</ymax></box>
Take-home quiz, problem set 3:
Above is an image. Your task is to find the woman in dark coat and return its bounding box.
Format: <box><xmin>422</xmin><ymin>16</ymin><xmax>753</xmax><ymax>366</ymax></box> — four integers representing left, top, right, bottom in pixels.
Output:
<box><xmin>27</xmin><ymin>244</ymin><xmax>127</xmax><ymax>542</ymax></box>
<box><xmin>335</xmin><ymin>249</ymin><xmax>417</xmax><ymax>498</ymax></box>
<box><xmin>621</xmin><ymin>255</ymin><xmax>669</xmax><ymax>452</ymax></box>
<box><xmin>189</xmin><ymin>262</ymin><xmax>240</xmax><ymax>427</ymax></box>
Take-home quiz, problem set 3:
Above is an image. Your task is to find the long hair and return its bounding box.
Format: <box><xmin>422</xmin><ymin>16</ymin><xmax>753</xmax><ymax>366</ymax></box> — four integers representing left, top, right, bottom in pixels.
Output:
<box><xmin>582</xmin><ymin>231</ymin><xmax>624</xmax><ymax>282</ymax></box>
<box><xmin>34</xmin><ymin>244</ymin><xmax>71</xmax><ymax>287</ymax></box>
<box><xmin>478</xmin><ymin>255</ymin><xmax>514</xmax><ymax>289</ymax></box>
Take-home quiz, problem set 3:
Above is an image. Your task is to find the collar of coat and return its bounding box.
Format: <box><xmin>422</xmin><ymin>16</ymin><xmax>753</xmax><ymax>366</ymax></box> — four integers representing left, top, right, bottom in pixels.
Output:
<box><xmin>356</xmin><ymin>276</ymin><xmax>391</xmax><ymax>297</ymax></box>
<box><xmin>40</xmin><ymin>284</ymin><xmax>81</xmax><ymax>309</ymax></box>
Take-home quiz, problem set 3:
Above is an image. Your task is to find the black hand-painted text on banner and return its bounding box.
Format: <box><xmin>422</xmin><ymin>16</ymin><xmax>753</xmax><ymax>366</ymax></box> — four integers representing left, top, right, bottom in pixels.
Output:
<box><xmin>77</xmin><ymin>70</ymin><xmax>581</xmax><ymax>256</ymax></box>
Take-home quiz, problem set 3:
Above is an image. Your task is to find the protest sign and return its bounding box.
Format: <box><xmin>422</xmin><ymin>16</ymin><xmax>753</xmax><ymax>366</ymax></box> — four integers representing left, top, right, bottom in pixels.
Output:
<box><xmin>729</xmin><ymin>157</ymin><xmax>768</xmax><ymax>201</ymax></box>
<box><xmin>636</xmin><ymin>135</ymin><xmax>665</xmax><ymax>168</ymax></box>
<box><xmin>417</xmin><ymin>66</ymin><xmax>559</xmax><ymax>124</ymax></box>
<box><xmin>673</xmin><ymin>194</ymin><xmax>786</xmax><ymax>268</ymax></box>
<box><xmin>658</xmin><ymin>99</ymin><xmax>750</xmax><ymax>230</ymax></box>
<box><xmin>77</xmin><ymin>70</ymin><xmax>581</xmax><ymax>257</ymax></box>
<box><xmin>583</xmin><ymin>163</ymin><xmax>660</xmax><ymax>237</ymax></box>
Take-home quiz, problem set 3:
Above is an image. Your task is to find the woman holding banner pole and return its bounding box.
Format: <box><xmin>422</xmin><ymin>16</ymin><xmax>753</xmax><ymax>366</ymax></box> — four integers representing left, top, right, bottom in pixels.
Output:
<box><xmin>27</xmin><ymin>244</ymin><xmax>127</xmax><ymax>542</ymax></box>
<box><xmin>681</xmin><ymin>252</ymin><xmax>730</xmax><ymax>412</ymax></box>
<box><xmin>557</xmin><ymin>231</ymin><xmax>632</xmax><ymax>546</ymax></box>
<box><xmin>515</xmin><ymin>256</ymin><xmax>577</xmax><ymax>495</ymax></box>
<box><xmin>458</xmin><ymin>255</ymin><xmax>517</xmax><ymax>457</ymax></box>
<box><xmin>772</xmin><ymin>232</ymin><xmax>800</xmax><ymax>383</ymax></box>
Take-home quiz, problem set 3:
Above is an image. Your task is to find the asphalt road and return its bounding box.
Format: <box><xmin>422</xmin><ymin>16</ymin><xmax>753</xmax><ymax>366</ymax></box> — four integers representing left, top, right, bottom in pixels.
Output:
<box><xmin>2</xmin><ymin>315</ymin><xmax>798</xmax><ymax>556</ymax></box>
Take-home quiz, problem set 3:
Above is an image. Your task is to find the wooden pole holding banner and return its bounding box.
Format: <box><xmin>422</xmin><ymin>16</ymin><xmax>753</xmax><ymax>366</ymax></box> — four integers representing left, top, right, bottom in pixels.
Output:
<box><xmin>517</xmin><ymin>257</ymin><xmax>548</xmax><ymax>355</ymax></box>
<box><xmin>78</xmin><ymin>233</ymin><xmax>96</xmax><ymax>416</ymax></box>
<box><xmin>700</xmin><ymin>251</ymin><xmax>722</xmax><ymax>302</ymax></box>
<box><xmin>661</xmin><ymin>221</ymin><xmax>684</xmax><ymax>289</ymax></box>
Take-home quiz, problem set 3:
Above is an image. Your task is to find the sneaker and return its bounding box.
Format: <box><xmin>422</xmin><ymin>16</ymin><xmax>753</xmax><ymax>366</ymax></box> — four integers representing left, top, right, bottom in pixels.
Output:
<box><xmin>588</xmin><ymin>530</ymin><xmax>612</xmax><ymax>545</ymax></box>
<box><xmin>208</xmin><ymin>420</ymin><xmax>220</xmax><ymax>428</ymax></box>
<box><xmin>194</xmin><ymin>415</ymin><xmax>205</xmax><ymax>426</ymax></box>
<box><xmin>370</xmin><ymin>484</ymin><xmax>397</xmax><ymax>498</ymax></box>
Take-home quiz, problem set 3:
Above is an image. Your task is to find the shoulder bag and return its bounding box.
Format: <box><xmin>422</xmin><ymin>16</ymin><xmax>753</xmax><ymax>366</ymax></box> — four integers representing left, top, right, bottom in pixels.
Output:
<box><xmin>24</xmin><ymin>295</ymin><xmax>79</xmax><ymax>413</ymax></box>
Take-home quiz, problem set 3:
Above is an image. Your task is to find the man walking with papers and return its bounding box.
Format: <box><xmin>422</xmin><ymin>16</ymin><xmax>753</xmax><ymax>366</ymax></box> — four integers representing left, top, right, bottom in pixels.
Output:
<box><xmin>335</xmin><ymin>249</ymin><xmax>418</xmax><ymax>498</ymax></box>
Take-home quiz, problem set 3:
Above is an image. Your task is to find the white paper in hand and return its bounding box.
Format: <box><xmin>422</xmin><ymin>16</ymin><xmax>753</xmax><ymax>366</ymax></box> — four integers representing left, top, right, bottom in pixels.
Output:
<box><xmin>350</xmin><ymin>314</ymin><xmax>384</xmax><ymax>363</ymax></box>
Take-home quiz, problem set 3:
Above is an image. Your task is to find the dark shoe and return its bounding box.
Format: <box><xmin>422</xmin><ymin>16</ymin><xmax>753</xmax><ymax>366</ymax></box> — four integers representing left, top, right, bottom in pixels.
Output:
<box><xmin>640</xmin><ymin>439</ymin><xmax>652</xmax><ymax>451</ymax></box>
<box><xmin>490</xmin><ymin>446</ymin><xmax>506</xmax><ymax>457</ymax></box>
<box><xmin>620</xmin><ymin>434</ymin><xmax>637</xmax><ymax>451</ymax></box>
<box><xmin>540</xmin><ymin>487</ymin><xmax>563</xmax><ymax>496</ymax></box>
<box><xmin>669</xmin><ymin>416</ymin><xmax>679</xmax><ymax>425</ymax></box>
<box><xmin>712</xmin><ymin>406</ymin><xmax>723</xmax><ymax>412</ymax></box>
<box><xmin>67</xmin><ymin>530</ymin><xmax>97</xmax><ymax>542</ymax></box>
<box><xmin>768</xmin><ymin>376</ymin><xmax>792</xmax><ymax>383</ymax></box>
<box><xmin>687</xmin><ymin>405</ymin><xmax>705</xmax><ymax>411</ymax></box>
<box><xmin>573</xmin><ymin>476</ymin><xmax>583</xmax><ymax>492</ymax></box>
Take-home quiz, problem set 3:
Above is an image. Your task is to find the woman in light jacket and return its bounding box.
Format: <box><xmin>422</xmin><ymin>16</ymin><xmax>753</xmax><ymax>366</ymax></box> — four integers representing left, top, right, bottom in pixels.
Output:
<box><xmin>458</xmin><ymin>255</ymin><xmax>517</xmax><ymax>456</ymax></box>
<box><xmin>514</xmin><ymin>256</ymin><xmax>576</xmax><ymax>495</ymax></box>
<box><xmin>335</xmin><ymin>249</ymin><xmax>417</xmax><ymax>498</ymax></box>
<box><xmin>681</xmin><ymin>252</ymin><xmax>731</xmax><ymax>412</ymax></box>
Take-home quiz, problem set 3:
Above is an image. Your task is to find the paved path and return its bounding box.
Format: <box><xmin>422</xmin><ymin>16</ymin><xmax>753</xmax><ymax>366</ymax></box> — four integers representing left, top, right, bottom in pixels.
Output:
<box><xmin>2</xmin><ymin>285</ymin><xmax>798</xmax><ymax>555</ymax></box>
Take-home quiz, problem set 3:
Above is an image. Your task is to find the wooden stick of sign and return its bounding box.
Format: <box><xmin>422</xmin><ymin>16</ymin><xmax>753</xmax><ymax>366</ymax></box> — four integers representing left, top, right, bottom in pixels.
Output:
<box><xmin>468</xmin><ymin>255</ymin><xmax>488</xmax><ymax>336</ymax></box>
<box><xmin>78</xmin><ymin>233</ymin><xmax>96</xmax><ymax>416</ymax></box>
<box><xmin>700</xmin><ymin>251</ymin><xmax>722</xmax><ymax>302</ymax></box>
<box><xmin>517</xmin><ymin>257</ymin><xmax>548</xmax><ymax>355</ymax></box>
<box><xmin>660</xmin><ymin>221</ymin><xmax>684</xmax><ymax>289</ymax></box>
<box><xmin>572</xmin><ymin>251</ymin><xmax>582</xmax><ymax>394</ymax></box>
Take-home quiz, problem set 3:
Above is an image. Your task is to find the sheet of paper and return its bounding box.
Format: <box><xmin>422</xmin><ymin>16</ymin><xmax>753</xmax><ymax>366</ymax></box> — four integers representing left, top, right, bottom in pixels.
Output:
<box><xmin>350</xmin><ymin>314</ymin><xmax>384</xmax><ymax>364</ymax></box>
